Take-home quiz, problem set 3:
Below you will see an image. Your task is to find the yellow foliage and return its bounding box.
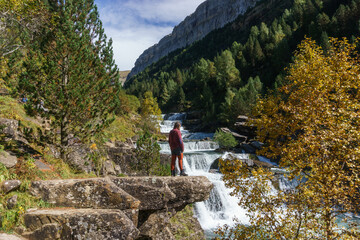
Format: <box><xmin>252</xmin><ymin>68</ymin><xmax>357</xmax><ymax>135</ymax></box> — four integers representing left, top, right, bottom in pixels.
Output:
<box><xmin>217</xmin><ymin>38</ymin><xmax>360</xmax><ymax>239</ymax></box>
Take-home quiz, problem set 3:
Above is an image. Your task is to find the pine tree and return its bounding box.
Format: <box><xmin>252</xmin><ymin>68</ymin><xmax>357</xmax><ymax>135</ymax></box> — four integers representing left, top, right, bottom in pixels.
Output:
<box><xmin>20</xmin><ymin>0</ymin><xmax>120</xmax><ymax>156</ymax></box>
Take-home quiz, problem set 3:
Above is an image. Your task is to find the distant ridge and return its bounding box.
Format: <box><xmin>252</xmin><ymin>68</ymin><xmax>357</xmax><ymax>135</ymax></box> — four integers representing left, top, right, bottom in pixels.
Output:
<box><xmin>127</xmin><ymin>0</ymin><xmax>259</xmax><ymax>80</ymax></box>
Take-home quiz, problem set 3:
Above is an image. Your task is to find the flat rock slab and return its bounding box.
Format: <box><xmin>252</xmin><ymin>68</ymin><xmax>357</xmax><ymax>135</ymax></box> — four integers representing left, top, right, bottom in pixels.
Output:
<box><xmin>0</xmin><ymin>151</ymin><xmax>17</xmax><ymax>168</ymax></box>
<box><xmin>0</xmin><ymin>233</ymin><xmax>25</xmax><ymax>240</ymax></box>
<box><xmin>24</xmin><ymin>208</ymin><xmax>139</xmax><ymax>240</ymax></box>
<box><xmin>34</xmin><ymin>160</ymin><xmax>52</xmax><ymax>171</ymax></box>
<box><xmin>30</xmin><ymin>178</ymin><xmax>140</xmax><ymax>210</ymax></box>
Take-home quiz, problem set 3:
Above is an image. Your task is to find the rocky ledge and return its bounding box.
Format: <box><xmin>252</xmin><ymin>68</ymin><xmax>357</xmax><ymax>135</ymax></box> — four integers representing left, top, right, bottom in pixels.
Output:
<box><xmin>21</xmin><ymin>176</ymin><xmax>213</xmax><ymax>240</ymax></box>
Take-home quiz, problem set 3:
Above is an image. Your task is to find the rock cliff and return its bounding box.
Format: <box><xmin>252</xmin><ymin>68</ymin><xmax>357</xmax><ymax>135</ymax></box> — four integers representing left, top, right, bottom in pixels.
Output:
<box><xmin>128</xmin><ymin>0</ymin><xmax>260</xmax><ymax>79</ymax></box>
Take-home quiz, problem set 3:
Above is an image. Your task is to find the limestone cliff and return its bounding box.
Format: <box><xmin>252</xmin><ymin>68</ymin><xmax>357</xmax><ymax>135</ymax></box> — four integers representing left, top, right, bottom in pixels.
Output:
<box><xmin>128</xmin><ymin>0</ymin><xmax>260</xmax><ymax>79</ymax></box>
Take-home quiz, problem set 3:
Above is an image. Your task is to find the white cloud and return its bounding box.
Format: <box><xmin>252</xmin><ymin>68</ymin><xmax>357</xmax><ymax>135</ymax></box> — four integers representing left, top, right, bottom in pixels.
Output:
<box><xmin>95</xmin><ymin>0</ymin><xmax>206</xmax><ymax>70</ymax></box>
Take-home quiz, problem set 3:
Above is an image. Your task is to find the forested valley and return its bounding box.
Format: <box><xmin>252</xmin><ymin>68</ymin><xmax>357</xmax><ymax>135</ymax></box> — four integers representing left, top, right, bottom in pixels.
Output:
<box><xmin>125</xmin><ymin>0</ymin><xmax>360</xmax><ymax>129</ymax></box>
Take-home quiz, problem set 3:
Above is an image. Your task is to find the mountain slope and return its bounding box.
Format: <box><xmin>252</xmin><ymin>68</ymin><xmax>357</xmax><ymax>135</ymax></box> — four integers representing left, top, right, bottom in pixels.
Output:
<box><xmin>128</xmin><ymin>0</ymin><xmax>260</xmax><ymax>79</ymax></box>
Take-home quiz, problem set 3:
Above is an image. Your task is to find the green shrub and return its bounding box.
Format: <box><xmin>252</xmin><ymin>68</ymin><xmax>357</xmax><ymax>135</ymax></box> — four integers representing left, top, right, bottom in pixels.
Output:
<box><xmin>214</xmin><ymin>130</ymin><xmax>238</xmax><ymax>149</ymax></box>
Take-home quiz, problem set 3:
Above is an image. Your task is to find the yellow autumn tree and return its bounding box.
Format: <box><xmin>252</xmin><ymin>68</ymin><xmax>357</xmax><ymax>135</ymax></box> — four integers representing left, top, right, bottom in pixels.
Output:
<box><xmin>216</xmin><ymin>38</ymin><xmax>360</xmax><ymax>239</ymax></box>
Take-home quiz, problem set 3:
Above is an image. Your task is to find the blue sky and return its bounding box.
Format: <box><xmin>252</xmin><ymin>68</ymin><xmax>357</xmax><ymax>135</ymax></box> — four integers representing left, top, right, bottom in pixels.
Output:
<box><xmin>94</xmin><ymin>0</ymin><xmax>206</xmax><ymax>70</ymax></box>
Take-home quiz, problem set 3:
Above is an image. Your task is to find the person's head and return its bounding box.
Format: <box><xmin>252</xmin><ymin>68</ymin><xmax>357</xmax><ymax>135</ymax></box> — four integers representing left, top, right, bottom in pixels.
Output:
<box><xmin>174</xmin><ymin>122</ymin><xmax>181</xmax><ymax>130</ymax></box>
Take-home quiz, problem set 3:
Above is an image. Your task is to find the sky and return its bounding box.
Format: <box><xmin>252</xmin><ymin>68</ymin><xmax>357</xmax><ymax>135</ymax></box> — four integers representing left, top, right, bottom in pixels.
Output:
<box><xmin>94</xmin><ymin>0</ymin><xmax>206</xmax><ymax>71</ymax></box>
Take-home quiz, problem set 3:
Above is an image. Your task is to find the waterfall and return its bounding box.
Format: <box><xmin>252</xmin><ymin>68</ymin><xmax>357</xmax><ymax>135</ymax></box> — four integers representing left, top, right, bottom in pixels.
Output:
<box><xmin>159</xmin><ymin>114</ymin><xmax>250</xmax><ymax>237</ymax></box>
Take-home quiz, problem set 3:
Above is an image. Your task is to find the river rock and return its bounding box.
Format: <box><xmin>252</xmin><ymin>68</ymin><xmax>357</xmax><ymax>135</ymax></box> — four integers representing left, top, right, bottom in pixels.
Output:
<box><xmin>0</xmin><ymin>151</ymin><xmax>17</xmax><ymax>168</ymax></box>
<box><xmin>30</xmin><ymin>178</ymin><xmax>140</xmax><ymax>210</ymax></box>
<box><xmin>1</xmin><ymin>180</ymin><xmax>21</xmax><ymax>194</ymax></box>
<box><xmin>23</xmin><ymin>208</ymin><xmax>140</xmax><ymax>240</ymax></box>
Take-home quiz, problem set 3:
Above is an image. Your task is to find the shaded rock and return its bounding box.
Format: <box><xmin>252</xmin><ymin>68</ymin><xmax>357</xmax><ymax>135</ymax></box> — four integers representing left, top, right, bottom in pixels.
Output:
<box><xmin>65</xmin><ymin>144</ymin><xmax>94</xmax><ymax>173</ymax></box>
<box><xmin>107</xmin><ymin>147</ymin><xmax>137</xmax><ymax>175</ymax></box>
<box><xmin>1</xmin><ymin>180</ymin><xmax>21</xmax><ymax>194</ymax></box>
<box><xmin>138</xmin><ymin>210</ymin><xmax>175</xmax><ymax>240</ymax></box>
<box><xmin>236</xmin><ymin>115</ymin><xmax>249</xmax><ymax>122</ymax></box>
<box><xmin>7</xmin><ymin>194</ymin><xmax>18</xmax><ymax>209</ymax></box>
<box><xmin>240</xmin><ymin>144</ymin><xmax>256</xmax><ymax>154</ymax></box>
<box><xmin>250</xmin><ymin>141</ymin><xmax>263</xmax><ymax>150</ymax></box>
<box><xmin>0</xmin><ymin>233</ymin><xmax>25</xmax><ymax>240</ymax></box>
<box><xmin>110</xmin><ymin>177</ymin><xmax>176</xmax><ymax>211</ymax></box>
<box><xmin>34</xmin><ymin>160</ymin><xmax>51</xmax><ymax>171</ymax></box>
<box><xmin>0</xmin><ymin>151</ymin><xmax>17</xmax><ymax>168</ymax></box>
<box><xmin>30</xmin><ymin>178</ymin><xmax>140</xmax><ymax>210</ymax></box>
<box><xmin>24</xmin><ymin>208</ymin><xmax>140</xmax><ymax>240</ymax></box>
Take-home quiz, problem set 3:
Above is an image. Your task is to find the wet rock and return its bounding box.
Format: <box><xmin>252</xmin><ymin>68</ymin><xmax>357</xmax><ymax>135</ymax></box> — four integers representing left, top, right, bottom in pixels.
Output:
<box><xmin>240</xmin><ymin>144</ymin><xmax>256</xmax><ymax>154</ymax></box>
<box><xmin>30</xmin><ymin>178</ymin><xmax>140</xmax><ymax>210</ymax></box>
<box><xmin>24</xmin><ymin>208</ymin><xmax>140</xmax><ymax>240</ymax></box>
<box><xmin>0</xmin><ymin>151</ymin><xmax>17</xmax><ymax>168</ymax></box>
<box><xmin>1</xmin><ymin>180</ymin><xmax>21</xmax><ymax>194</ymax></box>
<box><xmin>250</xmin><ymin>141</ymin><xmax>264</xmax><ymax>150</ymax></box>
<box><xmin>7</xmin><ymin>194</ymin><xmax>18</xmax><ymax>209</ymax></box>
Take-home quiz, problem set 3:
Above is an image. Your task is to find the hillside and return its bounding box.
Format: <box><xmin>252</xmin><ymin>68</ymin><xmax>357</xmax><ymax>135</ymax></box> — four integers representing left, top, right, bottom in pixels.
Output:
<box><xmin>119</xmin><ymin>70</ymin><xmax>130</xmax><ymax>85</ymax></box>
<box><xmin>125</xmin><ymin>0</ymin><xmax>360</xmax><ymax>128</ymax></box>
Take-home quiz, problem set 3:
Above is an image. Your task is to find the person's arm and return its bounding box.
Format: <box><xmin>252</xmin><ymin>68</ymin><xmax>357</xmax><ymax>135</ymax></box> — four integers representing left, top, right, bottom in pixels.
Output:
<box><xmin>178</xmin><ymin>131</ymin><xmax>184</xmax><ymax>152</ymax></box>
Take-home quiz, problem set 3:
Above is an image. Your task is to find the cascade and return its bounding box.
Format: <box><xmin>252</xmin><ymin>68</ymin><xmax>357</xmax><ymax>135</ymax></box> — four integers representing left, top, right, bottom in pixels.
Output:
<box><xmin>159</xmin><ymin>113</ymin><xmax>249</xmax><ymax>237</ymax></box>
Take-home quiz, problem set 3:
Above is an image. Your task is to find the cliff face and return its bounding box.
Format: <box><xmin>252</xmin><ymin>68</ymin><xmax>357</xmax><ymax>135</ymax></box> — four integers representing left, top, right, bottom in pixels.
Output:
<box><xmin>128</xmin><ymin>0</ymin><xmax>260</xmax><ymax>79</ymax></box>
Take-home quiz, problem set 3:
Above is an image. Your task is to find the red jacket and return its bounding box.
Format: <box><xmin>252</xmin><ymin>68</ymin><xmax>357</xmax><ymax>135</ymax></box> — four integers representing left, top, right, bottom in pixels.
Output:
<box><xmin>169</xmin><ymin>128</ymin><xmax>184</xmax><ymax>152</ymax></box>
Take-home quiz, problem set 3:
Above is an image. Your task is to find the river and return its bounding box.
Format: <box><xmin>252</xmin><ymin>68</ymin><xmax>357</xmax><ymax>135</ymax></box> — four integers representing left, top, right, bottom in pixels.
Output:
<box><xmin>159</xmin><ymin>113</ymin><xmax>250</xmax><ymax>238</ymax></box>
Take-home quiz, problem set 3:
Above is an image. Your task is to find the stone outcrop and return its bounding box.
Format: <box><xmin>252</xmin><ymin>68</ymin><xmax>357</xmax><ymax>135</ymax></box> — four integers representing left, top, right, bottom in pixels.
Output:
<box><xmin>128</xmin><ymin>0</ymin><xmax>260</xmax><ymax>79</ymax></box>
<box><xmin>0</xmin><ymin>151</ymin><xmax>17</xmax><ymax>168</ymax></box>
<box><xmin>24</xmin><ymin>176</ymin><xmax>213</xmax><ymax>240</ymax></box>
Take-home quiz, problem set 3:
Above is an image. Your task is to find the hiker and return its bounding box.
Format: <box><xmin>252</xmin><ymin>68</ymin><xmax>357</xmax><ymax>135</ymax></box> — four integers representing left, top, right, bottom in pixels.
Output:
<box><xmin>169</xmin><ymin>121</ymin><xmax>187</xmax><ymax>176</ymax></box>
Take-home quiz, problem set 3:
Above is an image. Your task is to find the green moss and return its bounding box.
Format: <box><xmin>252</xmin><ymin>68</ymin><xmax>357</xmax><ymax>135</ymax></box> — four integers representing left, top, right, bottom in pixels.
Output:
<box><xmin>170</xmin><ymin>205</ymin><xmax>205</xmax><ymax>240</ymax></box>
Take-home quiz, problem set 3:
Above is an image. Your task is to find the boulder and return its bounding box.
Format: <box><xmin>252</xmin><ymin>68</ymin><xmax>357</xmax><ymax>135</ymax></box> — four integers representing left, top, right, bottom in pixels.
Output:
<box><xmin>161</xmin><ymin>176</ymin><xmax>213</xmax><ymax>209</ymax></box>
<box><xmin>23</xmin><ymin>208</ymin><xmax>140</xmax><ymax>240</ymax></box>
<box><xmin>0</xmin><ymin>151</ymin><xmax>17</xmax><ymax>168</ymax></box>
<box><xmin>30</xmin><ymin>178</ymin><xmax>140</xmax><ymax>210</ymax></box>
<box><xmin>102</xmin><ymin>160</ymin><xmax>116</xmax><ymax>176</ymax></box>
<box><xmin>0</xmin><ymin>118</ymin><xmax>19</xmax><ymax>140</ymax></box>
<box><xmin>1</xmin><ymin>180</ymin><xmax>21</xmax><ymax>194</ymax></box>
<box><xmin>240</xmin><ymin>143</ymin><xmax>256</xmax><ymax>154</ymax></box>
<box><xmin>7</xmin><ymin>194</ymin><xmax>18</xmax><ymax>209</ymax></box>
<box><xmin>110</xmin><ymin>177</ymin><xmax>176</xmax><ymax>211</ymax></box>
<box><xmin>138</xmin><ymin>210</ymin><xmax>176</xmax><ymax>240</ymax></box>
<box><xmin>107</xmin><ymin>147</ymin><xmax>137</xmax><ymax>175</ymax></box>
<box><xmin>65</xmin><ymin>145</ymin><xmax>94</xmax><ymax>173</ymax></box>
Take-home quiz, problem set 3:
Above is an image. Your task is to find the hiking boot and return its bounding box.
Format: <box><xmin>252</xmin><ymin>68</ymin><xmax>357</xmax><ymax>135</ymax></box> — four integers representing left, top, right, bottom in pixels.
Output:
<box><xmin>180</xmin><ymin>170</ymin><xmax>188</xmax><ymax>176</ymax></box>
<box><xmin>171</xmin><ymin>170</ymin><xmax>176</xmax><ymax>177</ymax></box>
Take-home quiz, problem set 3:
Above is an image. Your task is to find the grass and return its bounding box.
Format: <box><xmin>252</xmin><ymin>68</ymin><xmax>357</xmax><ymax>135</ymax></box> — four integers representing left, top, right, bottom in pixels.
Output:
<box><xmin>0</xmin><ymin>96</ymin><xmax>41</xmax><ymax>137</ymax></box>
<box><xmin>103</xmin><ymin>115</ymin><xmax>137</xmax><ymax>142</ymax></box>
